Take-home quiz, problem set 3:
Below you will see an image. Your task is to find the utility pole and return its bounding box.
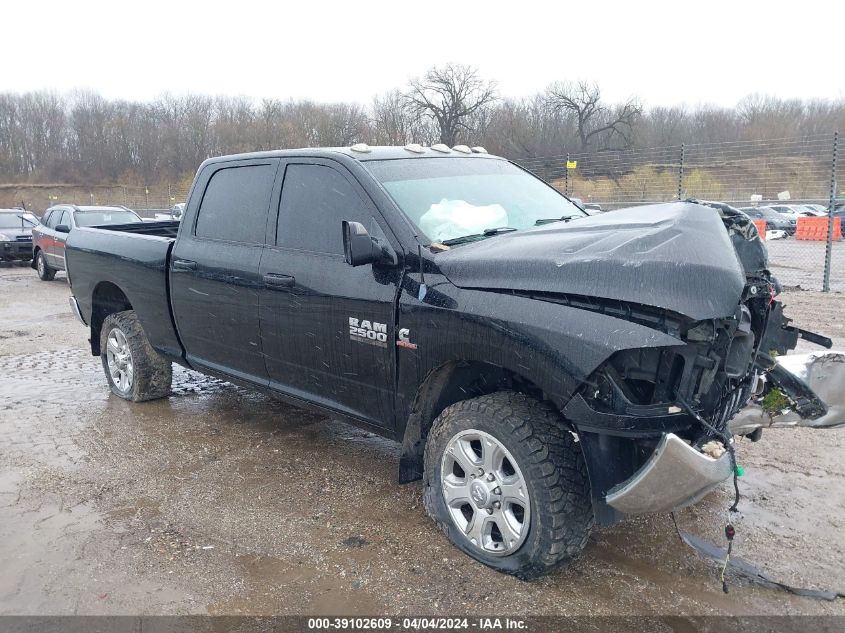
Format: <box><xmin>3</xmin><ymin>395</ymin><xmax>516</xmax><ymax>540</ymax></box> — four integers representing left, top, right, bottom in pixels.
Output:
<box><xmin>823</xmin><ymin>132</ymin><xmax>838</xmax><ymax>292</ymax></box>
<box><xmin>678</xmin><ymin>143</ymin><xmax>685</xmax><ymax>200</ymax></box>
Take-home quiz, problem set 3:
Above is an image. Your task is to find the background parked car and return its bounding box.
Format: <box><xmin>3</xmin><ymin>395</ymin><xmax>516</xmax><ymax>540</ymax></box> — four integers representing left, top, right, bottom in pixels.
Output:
<box><xmin>31</xmin><ymin>205</ymin><xmax>143</xmax><ymax>280</ymax></box>
<box><xmin>0</xmin><ymin>209</ymin><xmax>38</xmax><ymax>262</ymax></box>
<box><xmin>830</xmin><ymin>204</ymin><xmax>845</xmax><ymax>226</ymax></box>
<box><xmin>769</xmin><ymin>204</ymin><xmax>809</xmax><ymax>220</ymax></box>
<box><xmin>154</xmin><ymin>203</ymin><xmax>186</xmax><ymax>221</ymax></box>
<box><xmin>739</xmin><ymin>206</ymin><xmax>797</xmax><ymax>234</ymax></box>
<box><xmin>799</xmin><ymin>203</ymin><xmax>829</xmax><ymax>216</ymax></box>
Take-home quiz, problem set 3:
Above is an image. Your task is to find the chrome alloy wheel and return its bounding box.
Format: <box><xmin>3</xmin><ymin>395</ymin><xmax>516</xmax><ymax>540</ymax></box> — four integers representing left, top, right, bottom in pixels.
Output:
<box><xmin>36</xmin><ymin>254</ymin><xmax>45</xmax><ymax>276</ymax></box>
<box><xmin>440</xmin><ymin>429</ymin><xmax>531</xmax><ymax>556</ymax></box>
<box><xmin>106</xmin><ymin>327</ymin><xmax>134</xmax><ymax>394</ymax></box>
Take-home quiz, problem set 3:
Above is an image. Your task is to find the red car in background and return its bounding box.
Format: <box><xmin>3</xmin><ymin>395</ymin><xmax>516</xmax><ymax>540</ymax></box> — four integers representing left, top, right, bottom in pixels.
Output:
<box><xmin>31</xmin><ymin>205</ymin><xmax>143</xmax><ymax>280</ymax></box>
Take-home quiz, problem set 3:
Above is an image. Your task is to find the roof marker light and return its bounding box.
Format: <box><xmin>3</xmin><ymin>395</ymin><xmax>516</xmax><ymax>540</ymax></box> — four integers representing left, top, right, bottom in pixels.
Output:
<box><xmin>350</xmin><ymin>143</ymin><xmax>371</xmax><ymax>153</ymax></box>
<box><xmin>431</xmin><ymin>144</ymin><xmax>452</xmax><ymax>153</ymax></box>
<box><xmin>470</xmin><ymin>146</ymin><xmax>488</xmax><ymax>154</ymax></box>
<box><xmin>404</xmin><ymin>143</ymin><xmax>425</xmax><ymax>154</ymax></box>
<box><xmin>452</xmin><ymin>145</ymin><xmax>472</xmax><ymax>154</ymax></box>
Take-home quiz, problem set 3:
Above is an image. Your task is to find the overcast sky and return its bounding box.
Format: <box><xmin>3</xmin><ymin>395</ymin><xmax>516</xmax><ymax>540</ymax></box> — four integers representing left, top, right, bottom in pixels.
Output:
<box><xmin>5</xmin><ymin>0</ymin><xmax>842</xmax><ymax>108</ymax></box>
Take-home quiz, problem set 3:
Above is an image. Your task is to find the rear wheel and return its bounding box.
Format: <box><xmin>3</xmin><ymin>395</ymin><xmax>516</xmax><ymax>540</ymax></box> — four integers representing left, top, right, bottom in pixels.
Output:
<box><xmin>100</xmin><ymin>310</ymin><xmax>172</xmax><ymax>402</ymax></box>
<box><xmin>423</xmin><ymin>391</ymin><xmax>593</xmax><ymax>579</ymax></box>
<box><xmin>36</xmin><ymin>251</ymin><xmax>55</xmax><ymax>281</ymax></box>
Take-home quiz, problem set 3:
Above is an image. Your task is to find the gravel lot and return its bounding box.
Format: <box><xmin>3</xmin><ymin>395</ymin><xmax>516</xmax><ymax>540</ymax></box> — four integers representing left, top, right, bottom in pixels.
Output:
<box><xmin>1</xmin><ymin>262</ymin><xmax>844</xmax><ymax>616</ymax></box>
<box><xmin>766</xmin><ymin>238</ymin><xmax>845</xmax><ymax>292</ymax></box>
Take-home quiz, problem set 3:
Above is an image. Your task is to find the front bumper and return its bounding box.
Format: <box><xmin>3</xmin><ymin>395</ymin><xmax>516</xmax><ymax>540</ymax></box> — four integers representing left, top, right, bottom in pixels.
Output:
<box><xmin>0</xmin><ymin>241</ymin><xmax>33</xmax><ymax>260</ymax></box>
<box><xmin>606</xmin><ymin>433</ymin><xmax>733</xmax><ymax>514</ymax></box>
<box><xmin>606</xmin><ymin>351</ymin><xmax>845</xmax><ymax>516</ymax></box>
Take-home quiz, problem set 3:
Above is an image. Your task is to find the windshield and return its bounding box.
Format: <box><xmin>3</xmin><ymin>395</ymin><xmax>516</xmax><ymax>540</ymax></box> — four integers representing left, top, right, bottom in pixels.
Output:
<box><xmin>0</xmin><ymin>213</ymin><xmax>38</xmax><ymax>229</ymax></box>
<box><xmin>74</xmin><ymin>210</ymin><xmax>142</xmax><ymax>227</ymax></box>
<box><xmin>366</xmin><ymin>157</ymin><xmax>584</xmax><ymax>244</ymax></box>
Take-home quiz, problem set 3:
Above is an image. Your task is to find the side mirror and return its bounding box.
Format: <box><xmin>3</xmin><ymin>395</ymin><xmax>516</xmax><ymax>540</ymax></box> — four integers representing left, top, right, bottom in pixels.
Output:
<box><xmin>342</xmin><ymin>221</ymin><xmax>379</xmax><ymax>266</ymax></box>
<box><xmin>55</xmin><ymin>224</ymin><xmax>71</xmax><ymax>234</ymax></box>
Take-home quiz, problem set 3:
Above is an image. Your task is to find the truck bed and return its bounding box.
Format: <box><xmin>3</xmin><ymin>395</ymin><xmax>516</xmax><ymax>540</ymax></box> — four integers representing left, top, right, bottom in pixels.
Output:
<box><xmin>93</xmin><ymin>220</ymin><xmax>181</xmax><ymax>238</ymax></box>
<box><xmin>65</xmin><ymin>224</ymin><xmax>183</xmax><ymax>360</ymax></box>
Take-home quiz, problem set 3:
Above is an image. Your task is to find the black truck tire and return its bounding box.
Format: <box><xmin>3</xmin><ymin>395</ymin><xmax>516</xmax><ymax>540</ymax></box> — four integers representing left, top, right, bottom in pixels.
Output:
<box><xmin>423</xmin><ymin>391</ymin><xmax>593</xmax><ymax>580</ymax></box>
<box><xmin>36</xmin><ymin>251</ymin><xmax>56</xmax><ymax>281</ymax></box>
<box><xmin>100</xmin><ymin>310</ymin><xmax>172</xmax><ymax>402</ymax></box>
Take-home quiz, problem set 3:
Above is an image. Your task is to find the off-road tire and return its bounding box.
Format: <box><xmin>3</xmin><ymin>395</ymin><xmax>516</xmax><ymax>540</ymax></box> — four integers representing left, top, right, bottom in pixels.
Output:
<box><xmin>423</xmin><ymin>391</ymin><xmax>593</xmax><ymax>580</ymax></box>
<box><xmin>36</xmin><ymin>251</ymin><xmax>56</xmax><ymax>281</ymax></box>
<box><xmin>100</xmin><ymin>310</ymin><xmax>172</xmax><ymax>402</ymax></box>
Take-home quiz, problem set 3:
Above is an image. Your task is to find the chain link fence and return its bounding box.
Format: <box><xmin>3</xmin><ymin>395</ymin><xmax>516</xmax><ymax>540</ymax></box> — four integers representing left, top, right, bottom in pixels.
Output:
<box><xmin>519</xmin><ymin>133</ymin><xmax>843</xmax><ymax>292</ymax></box>
<box><xmin>3</xmin><ymin>134</ymin><xmax>842</xmax><ymax>291</ymax></box>
<box><xmin>0</xmin><ymin>183</ymin><xmax>192</xmax><ymax>218</ymax></box>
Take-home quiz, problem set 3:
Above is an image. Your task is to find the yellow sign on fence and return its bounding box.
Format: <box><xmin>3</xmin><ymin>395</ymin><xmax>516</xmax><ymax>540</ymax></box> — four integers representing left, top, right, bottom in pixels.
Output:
<box><xmin>566</xmin><ymin>160</ymin><xmax>577</xmax><ymax>169</ymax></box>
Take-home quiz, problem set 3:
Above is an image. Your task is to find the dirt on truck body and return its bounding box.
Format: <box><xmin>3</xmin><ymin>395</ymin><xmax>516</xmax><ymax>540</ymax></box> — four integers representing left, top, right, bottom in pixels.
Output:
<box><xmin>61</xmin><ymin>145</ymin><xmax>843</xmax><ymax>579</ymax></box>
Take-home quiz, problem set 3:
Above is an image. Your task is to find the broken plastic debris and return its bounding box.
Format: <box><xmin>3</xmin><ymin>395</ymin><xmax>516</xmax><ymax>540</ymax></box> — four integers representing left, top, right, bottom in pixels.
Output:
<box><xmin>701</xmin><ymin>440</ymin><xmax>727</xmax><ymax>459</ymax></box>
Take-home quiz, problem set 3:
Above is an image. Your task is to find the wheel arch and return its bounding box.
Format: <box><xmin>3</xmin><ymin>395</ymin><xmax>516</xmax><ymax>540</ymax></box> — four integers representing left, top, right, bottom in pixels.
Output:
<box><xmin>31</xmin><ymin>246</ymin><xmax>41</xmax><ymax>269</ymax></box>
<box><xmin>398</xmin><ymin>359</ymin><xmax>559</xmax><ymax>483</ymax></box>
<box><xmin>90</xmin><ymin>282</ymin><xmax>133</xmax><ymax>355</ymax></box>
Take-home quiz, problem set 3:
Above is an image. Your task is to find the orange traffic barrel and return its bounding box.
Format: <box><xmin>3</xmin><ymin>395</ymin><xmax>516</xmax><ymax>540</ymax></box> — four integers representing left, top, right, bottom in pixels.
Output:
<box><xmin>796</xmin><ymin>216</ymin><xmax>842</xmax><ymax>241</ymax></box>
<box><xmin>753</xmin><ymin>219</ymin><xmax>766</xmax><ymax>240</ymax></box>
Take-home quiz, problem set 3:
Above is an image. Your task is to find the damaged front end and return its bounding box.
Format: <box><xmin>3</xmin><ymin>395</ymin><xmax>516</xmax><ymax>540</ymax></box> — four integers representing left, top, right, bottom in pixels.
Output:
<box><xmin>730</xmin><ymin>351</ymin><xmax>845</xmax><ymax>432</ymax></box>
<box><xmin>563</xmin><ymin>202</ymin><xmax>841</xmax><ymax>524</ymax></box>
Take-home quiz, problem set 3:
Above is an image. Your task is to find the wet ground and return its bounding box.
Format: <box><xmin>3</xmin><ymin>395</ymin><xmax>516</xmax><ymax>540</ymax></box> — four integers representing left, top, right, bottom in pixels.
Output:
<box><xmin>766</xmin><ymin>238</ymin><xmax>845</xmax><ymax>292</ymax></box>
<box><xmin>1</xmin><ymin>262</ymin><xmax>844</xmax><ymax>616</ymax></box>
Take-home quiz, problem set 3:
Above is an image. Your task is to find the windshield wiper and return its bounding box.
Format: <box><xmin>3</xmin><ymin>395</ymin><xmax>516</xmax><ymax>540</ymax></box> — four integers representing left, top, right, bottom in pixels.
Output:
<box><xmin>482</xmin><ymin>226</ymin><xmax>518</xmax><ymax>236</ymax></box>
<box><xmin>440</xmin><ymin>227</ymin><xmax>518</xmax><ymax>246</ymax></box>
<box><xmin>534</xmin><ymin>215</ymin><xmax>581</xmax><ymax>226</ymax></box>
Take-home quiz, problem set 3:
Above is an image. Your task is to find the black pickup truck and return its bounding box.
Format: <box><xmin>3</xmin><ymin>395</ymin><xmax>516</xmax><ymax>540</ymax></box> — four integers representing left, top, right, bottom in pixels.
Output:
<box><xmin>65</xmin><ymin>145</ymin><xmax>843</xmax><ymax>579</ymax></box>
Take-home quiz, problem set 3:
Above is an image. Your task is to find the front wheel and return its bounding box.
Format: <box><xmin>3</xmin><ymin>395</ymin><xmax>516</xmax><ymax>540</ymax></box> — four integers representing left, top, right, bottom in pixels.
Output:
<box><xmin>423</xmin><ymin>391</ymin><xmax>593</xmax><ymax>579</ymax></box>
<box><xmin>36</xmin><ymin>251</ymin><xmax>55</xmax><ymax>281</ymax></box>
<box><xmin>100</xmin><ymin>310</ymin><xmax>172</xmax><ymax>402</ymax></box>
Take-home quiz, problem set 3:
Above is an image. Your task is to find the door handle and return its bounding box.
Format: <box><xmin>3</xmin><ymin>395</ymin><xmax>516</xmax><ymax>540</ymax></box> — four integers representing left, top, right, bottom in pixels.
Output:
<box><xmin>172</xmin><ymin>259</ymin><xmax>197</xmax><ymax>271</ymax></box>
<box><xmin>263</xmin><ymin>273</ymin><xmax>295</xmax><ymax>288</ymax></box>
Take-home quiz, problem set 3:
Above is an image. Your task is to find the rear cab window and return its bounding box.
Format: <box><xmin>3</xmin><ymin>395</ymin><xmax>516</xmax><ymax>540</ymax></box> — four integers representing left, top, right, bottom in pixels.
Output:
<box><xmin>74</xmin><ymin>210</ymin><xmax>142</xmax><ymax>227</ymax></box>
<box><xmin>195</xmin><ymin>163</ymin><xmax>277</xmax><ymax>243</ymax></box>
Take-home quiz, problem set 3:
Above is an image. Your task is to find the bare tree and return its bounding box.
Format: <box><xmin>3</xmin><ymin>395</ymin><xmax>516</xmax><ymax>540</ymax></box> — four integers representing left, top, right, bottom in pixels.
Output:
<box><xmin>737</xmin><ymin>94</ymin><xmax>803</xmax><ymax>140</ymax></box>
<box><xmin>545</xmin><ymin>81</ymin><xmax>641</xmax><ymax>150</ymax></box>
<box><xmin>403</xmin><ymin>64</ymin><xmax>497</xmax><ymax>146</ymax></box>
<box><xmin>371</xmin><ymin>90</ymin><xmax>433</xmax><ymax>145</ymax></box>
<box><xmin>2</xmin><ymin>86</ymin><xmax>845</xmax><ymax>189</ymax></box>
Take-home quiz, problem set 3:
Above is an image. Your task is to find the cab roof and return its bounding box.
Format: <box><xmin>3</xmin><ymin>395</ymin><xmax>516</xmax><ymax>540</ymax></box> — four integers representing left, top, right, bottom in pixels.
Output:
<box><xmin>204</xmin><ymin>145</ymin><xmax>502</xmax><ymax>165</ymax></box>
<box><xmin>47</xmin><ymin>205</ymin><xmax>134</xmax><ymax>212</ymax></box>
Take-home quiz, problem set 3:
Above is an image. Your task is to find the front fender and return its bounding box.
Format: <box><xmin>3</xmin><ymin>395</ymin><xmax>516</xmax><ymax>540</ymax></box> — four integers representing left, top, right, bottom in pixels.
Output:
<box><xmin>394</xmin><ymin>279</ymin><xmax>683</xmax><ymax>485</ymax></box>
<box><xmin>397</xmin><ymin>281</ymin><xmax>682</xmax><ymax>423</ymax></box>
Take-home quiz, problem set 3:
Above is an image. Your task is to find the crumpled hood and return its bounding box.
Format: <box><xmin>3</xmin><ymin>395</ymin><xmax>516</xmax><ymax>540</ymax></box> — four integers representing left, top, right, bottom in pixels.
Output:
<box><xmin>436</xmin><ymin>202</ymin><xmax>747</xmax><ymax>321</ymax></box>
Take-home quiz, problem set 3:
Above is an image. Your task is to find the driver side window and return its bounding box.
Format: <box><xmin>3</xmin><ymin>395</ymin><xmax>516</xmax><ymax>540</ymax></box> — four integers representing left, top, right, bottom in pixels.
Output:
<box><xmin>276</xmin><ymin>164</ymin><xmax>372</xmax><ymax>254</ymax></box>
